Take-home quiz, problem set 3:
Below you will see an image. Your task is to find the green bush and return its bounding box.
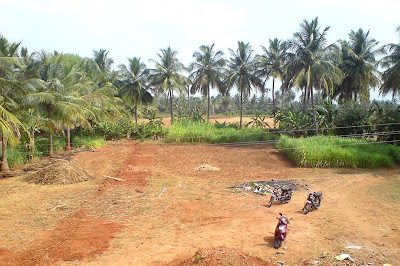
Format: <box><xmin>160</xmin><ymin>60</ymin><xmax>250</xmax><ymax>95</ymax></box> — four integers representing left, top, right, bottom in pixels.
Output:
<box><xmin>72</xmin><ymin>136</ymin><xmax>107</xmax><ymax>149</ymax></box>
<box><xmin>3</xmin><ymin>146</ymin><xmax>26</xmax><ymax>167</ymax></box>
<box><xmin>333</xmin><ymin>102</ymin><xmax>371</xmax><ymax>136</ymax></box>
<box><xmin>277</xmin><ymin>135</ymin><xmax>400</xmax><ymax>168</ymax></box>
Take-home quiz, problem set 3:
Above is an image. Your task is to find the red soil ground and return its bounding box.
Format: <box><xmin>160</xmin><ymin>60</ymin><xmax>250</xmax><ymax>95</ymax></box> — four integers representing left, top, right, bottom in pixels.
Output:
<box><xmin>0</xmin><ymin>140</ymin><xmax>399</xmax><ymax>265</ymax></box>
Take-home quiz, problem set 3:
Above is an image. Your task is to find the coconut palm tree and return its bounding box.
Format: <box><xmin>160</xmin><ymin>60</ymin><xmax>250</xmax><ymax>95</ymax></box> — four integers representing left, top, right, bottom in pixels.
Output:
<box><xmin>118</xmin><ymin>57</ymin><xmax>153</xmax><ymax>123</ymax></box>
<box><xmin>25</xmin><ymin>52</ymin><xmax>92</xmax><ymax>154</ymax></box>
<box><xmin>0</xmin><ymin>35</ymin><xmax>45</xmax><ymax>174</ymax></box>
<box><xmin>225</xmin><ymin>41</ymin><xmax>262</xmax><ymax>128</ymax></box>
<box><xmin>335</xmin><ymin>29</ymin><xmax>382</xmax><ymax>103</ymax></box>
<box><xmin>286</xmin><ymin>17</ymin><xmax>343</xmax><ymax>135</ymax></box>
<box><xmin>256</xmin><ymin>38</ymin><xmax>287</xmax><ymax>117</ymax></box>
<box><xmin>93</xmin><ymin>49</ymin><xmax>114</xmax><ymax>73</ymax></box>
<box><xmin>380</xmin><ymin>26</ymin><xmax>400</xmax><ymax>99</ymax></box>
<box><xmin>148</xmin><ymin>47</ymin><xmax>187</xmax><ymax>124</ymax></box>
<box><xmin>189</xmin><ymin>44</ymin><xmax>226</xmax><ymax>122</ymax></box>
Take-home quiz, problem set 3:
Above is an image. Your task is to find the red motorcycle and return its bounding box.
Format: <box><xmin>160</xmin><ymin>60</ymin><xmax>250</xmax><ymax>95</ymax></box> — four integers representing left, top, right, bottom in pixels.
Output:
<box><xmin>274</xmin><ymin>213</ymin><xmax>290</xmax><ymax>249</ymax></box>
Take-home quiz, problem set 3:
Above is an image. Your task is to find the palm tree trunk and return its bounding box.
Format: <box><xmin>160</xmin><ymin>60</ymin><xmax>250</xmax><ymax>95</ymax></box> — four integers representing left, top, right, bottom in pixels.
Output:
<box><xmin>49</xmin><ymin>131</ymin><xmax>53</xmax><ymax>157</ymax></box>
<box><xmin>207</xmin><ymin>85</ymin><xmax>210</xmax><ymax>123</ymax></box>
<box><xmin>240</xmin><ymin>90</ymin><xmax>243</xmax><ymax>129</ymax></box>
<box><xmin>134</xmin><ymin>105</ymin><xmax>138</xmax><ymax>124</ymax></box>
<box><xmin>311</xmin><ymin>87</ymin><xmax>319</xmax><ymax>135</ymax></box>
<box><xmin>1</xmin><ymin>135</ymin><xmax>10</xmax><ymax>175</ymax></box>
<box><xmin>66</xmin><ymin>126</ymin><xmax>71</xmax><ymax>151</ymax></box>
<box><xmin>281</xmin><ymin>86</ymin><xmax>284</xmax><ymax>110</ymax></box>
<box><xmin>302</xmin><ymin>86</ymin><xmax>307</xmax><ymax>112</ymax></box>
<box><xmin>272</xmin><ymin>78</ymin><xmax>276</xmax><ymax>117</ymax></box>
<box><xmin>169</xmin><ymin>88</ymin><xmax>174</xmax><ymax>124</ymax></box>
<box><xmin>188</xmin><ymin>87</ymin><xmax>191</xmax><ymax>116</ymax></box>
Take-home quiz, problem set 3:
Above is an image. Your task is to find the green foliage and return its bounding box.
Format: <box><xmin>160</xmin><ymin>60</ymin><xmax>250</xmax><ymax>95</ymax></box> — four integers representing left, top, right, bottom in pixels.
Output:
<box><xmin>94</xmin><ymin>116</ymin><xmax>137</xmax><ymax>140</ymax></box>
<box><xmin>245</xmin><ymin>115</ymin><xmax>271</xmax><ymax>129</ymax></box>
<box><xmin>142</xmin><ymin>112</ymin><xmax>167</xmax><ymax>139</ymax></box>
<box><xmin>275</xmin><ymin>110</ymin><xmax>313</xmax><ymax>136</ymax></box>
<box><xmin>71</xmin><ymin>136</ymin><xmax>107</xmax><ymax>149</ymax></box>
<box><xmin>333</xmin><ymin>102</ymin><xmax>371</xmax><ymax>135</ymax></box>
<box><xmin>165</xmin><ymin>121</ymin><xmax>278</xmax><ymax>143</ymax></box>
<box><xmin>35</xmin><ymin>136</ymin><xmax>66</xmax><ymax>156</ymax></box>
<box><xmin>190</xmin><ymin>107</ymin><xmax>205</xmax><ymax>123</ymax></box>
<box><xmin>370</xmin><ymin>101</ymin><xmax>400</xmax><ymax>142</ymax></box>
<box><xmin>277</xmin><ymin>135</ymin><xmax>400</xmax><ymax>168</ymax></box>
<box><xmin>2</xmin><ymin>146</ymin><xmax>26</xmax><ymax>168</ymax></box>
<box><xmin>214</xmin><ymin>120</ymin><xmax>240</xmax><ymax>129</ymax></box>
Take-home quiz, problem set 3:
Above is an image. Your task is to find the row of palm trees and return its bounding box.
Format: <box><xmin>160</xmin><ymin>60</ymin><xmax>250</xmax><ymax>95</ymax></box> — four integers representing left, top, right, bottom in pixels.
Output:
<box><xmin>1</xmin><ymin>17</ymin><xmax>400</xmax><ymax>175</ymax></box>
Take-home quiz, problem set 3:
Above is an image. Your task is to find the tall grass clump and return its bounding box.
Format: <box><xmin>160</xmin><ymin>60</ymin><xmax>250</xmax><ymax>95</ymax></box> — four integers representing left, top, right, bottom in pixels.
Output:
<box><xmin>72</xmin><ymin>135</ymin><xmax>107</xmax><ymax>149</ymax></box>
<box><xmin>165</xmin><ymin>121</ymin><xmax>278</xmax><ymax>143</ymax></box>
<box><xmin>277</xmin><ymin>135</ymin><xmax>400</xmax><ymax>168</ymax></box>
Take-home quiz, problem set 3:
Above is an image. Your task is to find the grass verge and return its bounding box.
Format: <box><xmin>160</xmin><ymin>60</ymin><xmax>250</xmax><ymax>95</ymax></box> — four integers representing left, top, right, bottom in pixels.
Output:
<box><xmin>165</xmin><ymin>121</ymin><xmax>278</xmax><ymax>143</ymax></box>
<box><xmin>277</xmin><ymin>135</ymin><xmax>400</xmax><ymax>168</ymax></box>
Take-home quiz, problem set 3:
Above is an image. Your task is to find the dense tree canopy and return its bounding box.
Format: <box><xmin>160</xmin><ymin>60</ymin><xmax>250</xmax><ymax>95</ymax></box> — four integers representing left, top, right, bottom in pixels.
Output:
<box><xmin>1</xmin><ymin>18</ymin><xmax>400</xmax><ymax>174</ymax></box>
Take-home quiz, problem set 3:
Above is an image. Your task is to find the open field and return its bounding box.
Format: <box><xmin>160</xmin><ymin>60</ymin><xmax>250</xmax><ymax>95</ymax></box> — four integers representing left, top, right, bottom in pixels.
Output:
<box><xmin>0</xmin><ymin>140</ymin><xmax>399</xmax><ymax>265</ymax></box>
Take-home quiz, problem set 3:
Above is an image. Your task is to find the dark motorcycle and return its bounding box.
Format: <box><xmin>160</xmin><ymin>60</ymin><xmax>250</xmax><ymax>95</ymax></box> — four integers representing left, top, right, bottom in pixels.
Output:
<box><xmin>267</xmin><ymin>186</ymin><xmax>293</xmax><ymax>207</ymax></box>
<box><xmin>274</xmin><ymin>213</ymin><xmax>290</xmax><ymax>249</ymax></box>
<box><xmin>303</xmin><ymin>190</ymin><xmax>323</xmax><ymax>214</ymax></box>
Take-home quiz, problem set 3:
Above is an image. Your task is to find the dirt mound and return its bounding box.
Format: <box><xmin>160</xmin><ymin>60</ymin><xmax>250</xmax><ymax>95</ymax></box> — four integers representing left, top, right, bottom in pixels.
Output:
<box><xmin>195</xmin><ymin>164</ymin><xmax>220</xmax><ymax>171</ymax></box>
<box><xmin>26</xmin><ymin>160</ymin><xmax>94</xmax><ymax>185</ymax></box>
<box><xmin>167</xmin><ymin>246</ymin><xmax>272</xmax><ymax>266</ymax></box>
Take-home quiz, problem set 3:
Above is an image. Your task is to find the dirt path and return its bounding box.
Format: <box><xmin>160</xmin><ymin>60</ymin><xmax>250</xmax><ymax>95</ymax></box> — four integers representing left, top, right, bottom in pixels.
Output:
<box><xmin>0</xmin><ymin>141</ymin><xmax>399</xmax><ymax>265</ymax></box>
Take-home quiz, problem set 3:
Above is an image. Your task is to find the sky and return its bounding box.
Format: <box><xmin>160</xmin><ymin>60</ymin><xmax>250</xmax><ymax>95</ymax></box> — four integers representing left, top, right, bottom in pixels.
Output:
<box><xmin>1</xmin><ymin>0</ymin><xmax>399</xmax><ymax>99</ymax></box>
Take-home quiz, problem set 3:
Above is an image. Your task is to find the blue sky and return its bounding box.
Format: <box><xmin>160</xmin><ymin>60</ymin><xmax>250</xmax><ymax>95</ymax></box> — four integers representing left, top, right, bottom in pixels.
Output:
<box><xmin>2</xmin><ymin>0</ymin><xmax>399</xmax><ymax>99</ymax></box>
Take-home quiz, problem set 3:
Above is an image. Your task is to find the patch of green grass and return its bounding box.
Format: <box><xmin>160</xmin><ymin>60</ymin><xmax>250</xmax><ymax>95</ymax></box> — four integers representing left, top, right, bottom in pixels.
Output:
<box><xmin>277</xmin><ymin>135</ymin><xmax>400</xmax><ymax>168</ymax></box>
<box><xmin>72</xmin><ymin>135</ymin><xmax>107</xmax><ymax>149</ymax></box>
<box><xmin>35</xmin><ymin>136</ymin><xmax>66</xmax><ymax>156</ymax></box>
<box><xmin>4</xmin><ymin>146</ymin><xmax>27</xmax><ymax>167</ymax></box>
<box><xmin>165</xmin><ymin>121</ymin><xmax>278</xmax><ymax>143</ymax></box>
<box><xmin>2</xmin><ymin>135</ymin><xmax>107</xmax><ymax>169</ymax></box>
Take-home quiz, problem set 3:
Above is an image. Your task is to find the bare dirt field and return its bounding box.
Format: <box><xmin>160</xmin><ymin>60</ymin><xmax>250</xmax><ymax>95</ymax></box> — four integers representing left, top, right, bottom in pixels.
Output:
<box><xmin>0</xmin><ymin>140</ymin><xmax>399</xmax><ymax>265</ymax></box>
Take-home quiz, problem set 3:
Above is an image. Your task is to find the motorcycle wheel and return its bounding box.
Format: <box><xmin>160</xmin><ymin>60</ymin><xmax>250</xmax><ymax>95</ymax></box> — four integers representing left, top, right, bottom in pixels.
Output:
<box><xmin>303</xmin><ymin>204</ymin><xmax>309</xmax><ymax>214</ymax></box>
<box><xmin>274</xmin><ymin>239</ymin><xmax>282</xmax><ymax>249</ymax></box>
<box><xmin>267</xmin><ymin>197</ymin><xmax>274</xmax><ymax>208</ymax></box>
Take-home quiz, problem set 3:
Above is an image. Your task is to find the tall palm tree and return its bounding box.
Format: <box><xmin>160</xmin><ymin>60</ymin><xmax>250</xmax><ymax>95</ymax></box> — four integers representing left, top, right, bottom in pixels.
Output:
<box><xmin>380</xmin><ymin>26</ymin><xmax>400</xmax><ymax>99</ymax></box>
<box><xmin>0</xmin><ymin>35</ymin><xmax>44</xmax><ymax>174</ymax></box>
<box><xmin>189</xmin><ymin>44</ymin><xmax>226</xmax><ymax>122</ymax></box>
<box><xmin>148</xmin><ymin>47</ymin><xmax>187</xmax><ymax>123</ymax></box>
<box><xmin>256</xmin><ymin>38</ymin><xmax>286</xmax><ymax>117</ymax></box>
<box><xmin>93</xmin><ymin>49</ymin><xmax>114</xmax><ymax>73</ymax></box>
<box><xmin>225</xmin><ymin>41</ymin><xmax>262</xmax><ymax>129</ymax></box>
<box><xmin>286</xmin><ymin>17</ymin><xmax>343</xmax><ymax>135</ymax></box>
<box><xmin>335</xmin><ymin>29</ymin><xmax>382</xmax><ymax>103</ymax></box>
<box><xmin>118</xmin><ymin>57</ymin><xmax>153</xmax><ymax>123</ymax></box>
<box><xmin>25</xmin><ymin>52</ymin><xmax>91</xmax><ymax>155</ymax></box>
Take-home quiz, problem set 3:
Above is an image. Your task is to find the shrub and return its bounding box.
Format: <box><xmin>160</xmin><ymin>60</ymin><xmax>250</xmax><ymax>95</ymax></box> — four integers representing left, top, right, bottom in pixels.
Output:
<box><xmin>333</xmin><ymin>102</ymin><xmax>371</xmax><ymax>136</ymax></box>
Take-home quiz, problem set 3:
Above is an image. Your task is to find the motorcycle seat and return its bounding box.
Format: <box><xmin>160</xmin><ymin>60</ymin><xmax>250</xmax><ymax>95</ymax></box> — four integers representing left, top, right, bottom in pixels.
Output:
<box><xmin>314</xmin><ymin>192</ymin><xmax>322</xmax><ymax>197</ymax></box>
<box><xmin>281</xmin><ymin>186</ymin><xmax>292</xmax><ymax>192</ymax></box>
